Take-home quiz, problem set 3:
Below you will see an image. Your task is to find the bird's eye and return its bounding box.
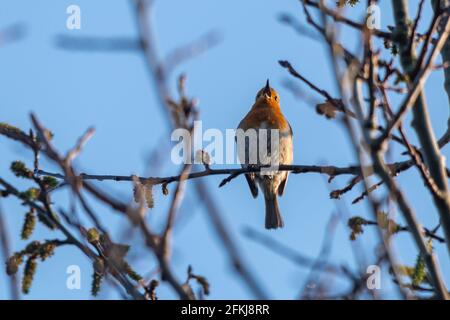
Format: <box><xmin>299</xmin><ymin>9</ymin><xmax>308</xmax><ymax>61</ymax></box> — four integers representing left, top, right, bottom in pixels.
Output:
<box><xmin>274</xmin><ymin>96</ymin><xmax>278</xmax><ymax>101</ymax></box>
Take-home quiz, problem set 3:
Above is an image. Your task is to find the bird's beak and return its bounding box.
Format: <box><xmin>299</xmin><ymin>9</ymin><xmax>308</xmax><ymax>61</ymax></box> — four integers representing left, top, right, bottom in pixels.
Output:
<box><xmin>263</xmin><ymin>79</ymin><xmax>271</xmax><ymax>98</ymax></box>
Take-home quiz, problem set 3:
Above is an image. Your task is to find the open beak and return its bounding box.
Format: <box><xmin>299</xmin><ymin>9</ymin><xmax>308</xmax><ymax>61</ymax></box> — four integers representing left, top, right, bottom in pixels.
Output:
<box><xmin>263</xmin><ymin>79</ymin><xmax>271</xmax><ymax>98</ymax></box>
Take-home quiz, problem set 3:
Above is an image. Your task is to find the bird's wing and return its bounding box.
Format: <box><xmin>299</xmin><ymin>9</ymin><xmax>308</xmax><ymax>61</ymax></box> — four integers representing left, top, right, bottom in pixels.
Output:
<box><xmin>236</xmin><ymin>123</ymin><xmax>259</xmax><ymax>198</ymax></box>
<box><xmin>278</xmin><ymin>172</ymin><xmax>288</xmax><ymax>196</ymax></box>
<box><xmin>245</xmin><ymin>173</ymin><xmax>258</xmax><ymax>198</ymax></box>
<box><xmin>278</xmin><ymin>122</ymin><xmax>293</xmax><ymax>196</ymax></box>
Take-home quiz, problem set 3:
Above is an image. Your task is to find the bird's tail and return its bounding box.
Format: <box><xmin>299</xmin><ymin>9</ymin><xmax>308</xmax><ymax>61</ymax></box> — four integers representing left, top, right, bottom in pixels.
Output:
<box><xmin>264</xmin><ymin>195</ymin><xmax>284</xmax><ymax>229</ymax></box>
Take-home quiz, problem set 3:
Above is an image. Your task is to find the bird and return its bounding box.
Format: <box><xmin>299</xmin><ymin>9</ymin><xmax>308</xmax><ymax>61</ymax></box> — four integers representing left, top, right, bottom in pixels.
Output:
<box><xmin>236</xmin><ymin>79</ymin><xmax>293</xmax><ymax>229</ymax></box>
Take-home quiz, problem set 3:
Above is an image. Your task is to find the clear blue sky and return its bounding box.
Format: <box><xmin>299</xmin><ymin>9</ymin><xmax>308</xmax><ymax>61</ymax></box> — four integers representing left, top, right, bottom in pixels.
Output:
<box><xmin>1</xmin><ymin>0</ymin><xmax>449</xmax><ymax>299</ymax></box>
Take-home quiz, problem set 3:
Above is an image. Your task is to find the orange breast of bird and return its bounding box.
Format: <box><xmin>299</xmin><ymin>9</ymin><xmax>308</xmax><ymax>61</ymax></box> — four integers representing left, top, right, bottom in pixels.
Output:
<box><xmin>238</xmin><ymin>101</ymin><xmax>290</xmax><ymax>132</ymax></box>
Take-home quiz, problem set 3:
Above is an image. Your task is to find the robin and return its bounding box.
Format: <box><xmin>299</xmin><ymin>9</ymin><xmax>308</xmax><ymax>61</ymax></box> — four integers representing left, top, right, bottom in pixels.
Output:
<box><xmin>237</xmin><ymin>80</ymin><xmax>293</xmax><ymax>229</ymax></box>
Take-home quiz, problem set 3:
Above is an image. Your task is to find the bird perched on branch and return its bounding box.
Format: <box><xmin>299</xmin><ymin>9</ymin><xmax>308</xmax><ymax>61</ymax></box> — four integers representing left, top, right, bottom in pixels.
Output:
<box><xmin>237</xmin><ymin>80</ymin><xmax>293</xmax><ymax>229</ymax></box>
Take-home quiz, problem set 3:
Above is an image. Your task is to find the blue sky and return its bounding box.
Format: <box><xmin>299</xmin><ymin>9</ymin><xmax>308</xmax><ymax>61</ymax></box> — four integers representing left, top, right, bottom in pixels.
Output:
<box><xmin>1</xmin><ymin>0</ymin><xmax>449</xmax><ymax>299</ymax></box>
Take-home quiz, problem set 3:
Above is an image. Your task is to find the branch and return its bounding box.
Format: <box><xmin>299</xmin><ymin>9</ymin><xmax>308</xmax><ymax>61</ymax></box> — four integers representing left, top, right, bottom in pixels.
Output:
<box><xmin>356</xmin><ymin>217</ymin><xmax>446</xmax><ymax>244</ymax></box>
<box><xmin>0</xmin><ymin>177</ymin><xmax>144</xmax><ymax>299</ymax></box>
<box><xmin>35</xmin><ymin>164</ymin><xmax>361</xmax><ymax>188</ymax></box>
<box><xmin>279</xmin><ymin>60</ymin><xmax>356</xmax><ymax>117</ymax></box>
<box><xmin>432</xmin><ymin>0</ymin><xmax>450</xmax><ymax>113</ymax></box>
<box><xmin>376</xmin><ymin>13</ymin><xmax>450</xmax><ymax>144</ymax></box>
<box><xmin>318</xmin><ymin>4</ymin><xmax>444</xmax><ymax>298</ymax></box>
<box><xmin>391</xmin><ymin>0</ymin><xmax>450</xmax><ymax>266</ymax></box>
<box><xmin>30</xmin><ymin>112</ymin><xmax>190</xmax><ymax>300</ymax></box>
<box><xmin>0</xmin><ymin>201</ymin><xmax>20</xmax><ymax>299</ymax></box>
<box><xmin>302</xmin><ymin>0</ymin><xmax>392</xmax><ymax>39</ymax></box>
